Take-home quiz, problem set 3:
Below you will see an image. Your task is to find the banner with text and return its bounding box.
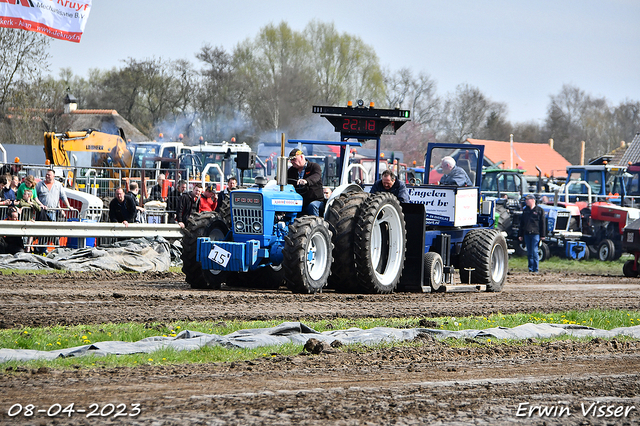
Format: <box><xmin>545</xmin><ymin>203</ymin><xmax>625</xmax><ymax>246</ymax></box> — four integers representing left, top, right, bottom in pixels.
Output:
<box><xmin>0</xmin><ymin>0</ymin><xmax>92</xmax><ymax>43</ymax></box>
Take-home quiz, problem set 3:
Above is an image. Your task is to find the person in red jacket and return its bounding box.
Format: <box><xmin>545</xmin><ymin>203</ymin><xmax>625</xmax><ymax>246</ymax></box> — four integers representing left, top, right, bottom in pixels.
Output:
<box><xmin>199</xmin><ymin>185</ymin><xmax>218</xmax><ymax>212</ymax></box>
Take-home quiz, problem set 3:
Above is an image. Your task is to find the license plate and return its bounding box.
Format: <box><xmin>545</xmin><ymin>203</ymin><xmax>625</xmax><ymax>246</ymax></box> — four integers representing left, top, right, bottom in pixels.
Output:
<box><xmin>208</xmin><ymin>245</ymin><xmax>231</xmax><ymax>267</ymax></box>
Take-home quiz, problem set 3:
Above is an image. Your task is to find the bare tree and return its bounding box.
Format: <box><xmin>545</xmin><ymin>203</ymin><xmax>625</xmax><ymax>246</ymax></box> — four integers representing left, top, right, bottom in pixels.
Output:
<box><xmin>0</xmin><ymin>28</ymin><xmax>51</xmax><ymax>144</ymax></box>
<box><xmin>544</xmin><ymin>84</ymin><xmax>619</xmax><ymax>163</ymax></box>
<box><xmin>438</xmin><ymin>84</ymin><xmax>505</xmax><ymax>143</ymax></box>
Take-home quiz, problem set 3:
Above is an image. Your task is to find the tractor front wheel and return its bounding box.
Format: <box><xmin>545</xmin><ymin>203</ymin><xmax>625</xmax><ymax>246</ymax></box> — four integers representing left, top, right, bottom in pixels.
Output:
<box><xmin>283</xmin><ymin>216</ymin><xmax>333</xmax><ymax>294</ymax></box>
<box><xmin>181</xmin><ymin>212</ymin><xmax>233</xmax><ymax>289</ymax></box>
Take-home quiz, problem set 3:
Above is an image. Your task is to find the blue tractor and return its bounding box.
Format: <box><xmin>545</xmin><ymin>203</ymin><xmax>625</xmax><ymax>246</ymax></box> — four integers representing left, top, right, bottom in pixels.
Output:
<box><xmin>181</xmin><ymin>104</ymin><xmax>413</xmax><ymax>293</ymax></box>
<box><xmin>182</xmin><ymin>102</ymin><xmax>509</xmax><ymax>293</ymax></box>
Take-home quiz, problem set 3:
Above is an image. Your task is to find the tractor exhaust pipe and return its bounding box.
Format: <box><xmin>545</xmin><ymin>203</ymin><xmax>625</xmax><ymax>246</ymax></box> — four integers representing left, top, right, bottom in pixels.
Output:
<box><xmin>277</xmin><ymin>132</ymin><xmax>288</xmax><ymax>190</ymax></box>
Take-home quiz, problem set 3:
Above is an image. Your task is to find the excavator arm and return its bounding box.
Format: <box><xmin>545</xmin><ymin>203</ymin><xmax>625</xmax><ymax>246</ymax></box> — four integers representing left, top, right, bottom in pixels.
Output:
<box><xmin>44</xmin><ymin>129</ymin><xmax>133</xmax><ymax>169</ymax></box>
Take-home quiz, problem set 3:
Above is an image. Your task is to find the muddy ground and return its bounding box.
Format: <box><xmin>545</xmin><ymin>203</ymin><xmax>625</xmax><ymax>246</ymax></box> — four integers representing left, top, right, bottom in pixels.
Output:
<box><xmin>1</xmin><ymin>271</ymin><xmax>640</xmax><ymax>425</ymax></box>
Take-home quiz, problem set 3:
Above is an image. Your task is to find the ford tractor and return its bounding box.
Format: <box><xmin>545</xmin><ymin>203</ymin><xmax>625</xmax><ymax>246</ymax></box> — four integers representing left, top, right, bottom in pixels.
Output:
<box><xmin>182</xmin><ymin>102</ymin><xmax>508</xmax><ymax>294</ymax></box>
<box><xmin>181</xmin><ymin>103</ymin><xmax>413</xmax><ymax>293</ymax></box>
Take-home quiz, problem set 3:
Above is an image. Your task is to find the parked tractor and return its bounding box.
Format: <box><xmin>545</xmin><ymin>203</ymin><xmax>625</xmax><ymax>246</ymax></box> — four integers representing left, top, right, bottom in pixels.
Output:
<box><xmin>181</xmin><ymin>102</ymin><xmax>508</xmax><ymax>293</ymax></box>
<box><xmin>481</xmin><ymin>168</ymin><xmax>586</xmax><ymax>261</ymax></box>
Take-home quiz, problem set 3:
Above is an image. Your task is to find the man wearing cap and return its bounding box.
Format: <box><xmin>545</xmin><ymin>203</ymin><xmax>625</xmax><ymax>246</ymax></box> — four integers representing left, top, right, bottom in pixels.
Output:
<box><xmin>287</xmin><ymin>149</ymin><xmax>324</xmax><ymax>216</ymax></box>
<box><xmin>518</xmin><ymin>194</ymin><xmax>547</xmax><ymax>273</ymax></box>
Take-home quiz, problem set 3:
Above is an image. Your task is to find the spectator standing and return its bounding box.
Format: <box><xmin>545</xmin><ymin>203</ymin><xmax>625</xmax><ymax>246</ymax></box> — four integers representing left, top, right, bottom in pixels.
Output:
<box><xmin>16</xmin><ymin>189</ymin><xmax>41</xmax><ymax>221</ymax></box>
<box><xmin>2</xmin><ymin>174</ymin><xmax>16</xmax><ymax>205</ymax></box>
<box><xmin>370</xmin><ymin>170</ymin><xmax>410</xmax><ymax>203</ymax></box>
<box><xmin>199</xmin><ymin>185</ymin><xmax>218</xmax><ymax>212</ymax></box>
<box><xmin>167</xmin><ymin>179</ymin><xmax>187</xmax><ymax>223</ymax></box>
<box><xmin>16</xmin><ymin>191</ymin><xmax>39</xmax><ymax>251</ymax></box>
<box><xmin>16</xmin><ymin>175</ymin><xmax>43</xmax><ymax>207</ymax></box>
<box><xmin>0</xmin><ymin>207</ymin><xmax>25</xmax><ymax>254</ymax></box>
<box><xmin>216</xmin><ymin>176</ymin><xmax>237</xmax><ymax>212</ymax></box>
<box><xmin>126</xmin><ymin>182</ymin><xmax>145</xmax><ymax>222</ymax></box>
<box><xmin>36</xmin><ymin>170</ymin><xmax>72</xmax><ymax>221</ymax></box>
<box><xmin>439</xmin><ymin>156</ymin><xmax>473</xmax><ymax>186</ymax></box>
<box><xmin>176</xmin><ymin>183</ymin><xmax>203</xmax><ymax>228</ymax></box>
<box><xmin>9</xmin><ymin>175</ymin><xmax>19</xmax><ymax>199</ymax></box>
<box><xmin>147</xmin><ymin>173</ymin><xmax>172</xmax><ymax>202</ymax></box>
<box><xmin>518</xmin><ymin>194</ymin><xmax>547</xmax><ymax>273</ymax></box>
<box><xmin>286</xmin><ymin>149</ymin><xmax>324</xmax><ymax>216</ymax></box>
<box><xmin>109</xmin><ymin>187</ymin><xmax>137</xmax><ymax>227</ymax></box>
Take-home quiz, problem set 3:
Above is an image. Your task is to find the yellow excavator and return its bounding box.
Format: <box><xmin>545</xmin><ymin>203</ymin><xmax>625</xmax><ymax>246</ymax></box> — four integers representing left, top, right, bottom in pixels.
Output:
<box><xmin>44</xmin><ymin>128</ymin><xmax>133</xmax><ymax>169</ymax></box>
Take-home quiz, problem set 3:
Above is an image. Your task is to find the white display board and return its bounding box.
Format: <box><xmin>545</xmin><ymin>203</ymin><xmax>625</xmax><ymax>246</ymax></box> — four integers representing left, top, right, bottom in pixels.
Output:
<box><xmin>408</xmin><ymin>186</ymin><xmax>477</xmax><ymax>226</ymax></box>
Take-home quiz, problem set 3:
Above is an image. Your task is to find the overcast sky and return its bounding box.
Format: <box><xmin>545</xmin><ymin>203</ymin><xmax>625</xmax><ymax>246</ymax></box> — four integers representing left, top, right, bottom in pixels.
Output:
<box><xmin>48</xmin><ymin>0</ymin><xmax>639</xmax><ymax>124</ymax></box>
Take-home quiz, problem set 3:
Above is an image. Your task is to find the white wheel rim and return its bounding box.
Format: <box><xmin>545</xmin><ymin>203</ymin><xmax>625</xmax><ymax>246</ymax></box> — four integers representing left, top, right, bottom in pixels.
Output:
<box><xmin>370</xmin><ymin>204</ymin><xmax>404</xmax><ymax>286</ymax></box>
<box><xmin>433</xmin><ymin>259</ymin><xmax>443</xmax><ymax>284</ymax></box>
<box><xmin>491</xmin><ymin>243</ymin><xmax>506</xmax><ymax>282</ymax></box>
<box><xmin>307</xmin><ymin>231</ymin><xmax>328</xmax><ymax>281</ymax></box>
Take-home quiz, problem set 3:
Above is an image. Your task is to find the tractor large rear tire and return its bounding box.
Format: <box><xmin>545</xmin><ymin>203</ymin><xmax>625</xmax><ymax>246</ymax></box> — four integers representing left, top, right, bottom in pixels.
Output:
<box><xmin>217</xmin><ymin>196</ymin><xmax>231</xmax><ymax>225</ymax></box>
<box><xmin>494</xmin><ymin>204</ymin><xmax>512</xmax><ymax>232</ymax></box>
<box><xmin>459</xmin><ymin>229</ymin><xmax>508</xmax><ymax>292</ymax></box>
<box><xmin>353</xmin><ymin>193</ymin><xmax>406</xmax><ymax>294</ymax></box>
<box><xmin>181</xmin><ymin>212</ymin><xmax>233</xmax><ymax>289</ymax></box>
<box><xmin>283</xmin><ymin>216</ymin><xmax>333</xmax><ymax>294</ymax></box>
<box><xmin>325</xmin><ymin>191</ymin><xmax>369</xmax><ymax>292</ymax></box>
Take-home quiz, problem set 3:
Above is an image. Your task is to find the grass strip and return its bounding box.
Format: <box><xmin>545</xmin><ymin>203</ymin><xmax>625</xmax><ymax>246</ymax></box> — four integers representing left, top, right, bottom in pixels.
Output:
<box><xmin>1</xmin><ymin>309</ymin><xmax>638</xmax><ymax>370</ymax></box>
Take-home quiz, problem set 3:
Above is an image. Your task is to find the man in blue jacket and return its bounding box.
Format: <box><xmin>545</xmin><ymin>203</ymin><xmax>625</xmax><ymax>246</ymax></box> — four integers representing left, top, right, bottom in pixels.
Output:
<box><xmin>370</xmin><ymin>170</ymin><xmax>410</xmax><ymax>203</ymax></box>
<box><xmin>439</xmin><ymin>156</ymin><xmax>473</xmax><ymax>186</ymax></box>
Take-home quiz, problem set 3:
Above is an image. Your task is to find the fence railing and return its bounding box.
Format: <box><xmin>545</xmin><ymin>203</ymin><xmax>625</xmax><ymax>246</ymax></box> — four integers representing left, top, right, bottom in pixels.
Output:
<box><xmin>0</xmin><ymin>204</ymin><xmax>181</xmax><ymax>252</ymax></box>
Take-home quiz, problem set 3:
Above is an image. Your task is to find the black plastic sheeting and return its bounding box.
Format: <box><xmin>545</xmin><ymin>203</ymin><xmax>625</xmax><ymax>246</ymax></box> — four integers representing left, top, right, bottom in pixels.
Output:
<box><xmin>0</xmin><ymin>237</ymin><xmax>181</xmax><ymax>272</ymax></box>
<box><xmin>2</xmin><ymin>321</ymin><xmax>639</xmax><ymax>363</ymax></box>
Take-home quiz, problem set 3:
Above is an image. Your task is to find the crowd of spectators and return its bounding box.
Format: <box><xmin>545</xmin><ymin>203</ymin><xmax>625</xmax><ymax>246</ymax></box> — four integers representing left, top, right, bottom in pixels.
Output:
<box><xmin>0</xmin><ymin>171</ymin><xmax>75</xmax><ymax>254</ymax></box>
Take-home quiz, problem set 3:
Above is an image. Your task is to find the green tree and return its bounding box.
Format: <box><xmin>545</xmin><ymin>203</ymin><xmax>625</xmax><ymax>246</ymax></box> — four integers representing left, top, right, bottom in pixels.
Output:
<box><xmin>194</xmin><ymin>44</ymin><xmax>246</xmax><ymax>142</ymax></box>
<box><xmin>305</xmin><ymin>21</ymin><xmax>385</xmax><ymax>106</ymax></box>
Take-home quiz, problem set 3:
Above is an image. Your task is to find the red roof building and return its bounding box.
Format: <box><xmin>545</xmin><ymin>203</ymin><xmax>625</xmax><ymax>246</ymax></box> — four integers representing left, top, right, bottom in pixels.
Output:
<box><xmin>466</xmin><ymin>138</ymin><xmax>571</xmax><ymax>178</ymax></box>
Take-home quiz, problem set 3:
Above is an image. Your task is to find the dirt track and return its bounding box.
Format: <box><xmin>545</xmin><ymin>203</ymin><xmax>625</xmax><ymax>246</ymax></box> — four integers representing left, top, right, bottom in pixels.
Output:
<box><xmin>1</xmin><ymin>271</ymin><xmax>640</xmax><ymax>425</ymax></box>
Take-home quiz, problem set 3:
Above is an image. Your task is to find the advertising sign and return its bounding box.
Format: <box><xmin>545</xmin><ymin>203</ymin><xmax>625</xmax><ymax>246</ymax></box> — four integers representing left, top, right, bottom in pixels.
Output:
<box><xmin>0</xmin><ymin>0</ymin><xmax>92</xmax><ymax>43</ymax></box>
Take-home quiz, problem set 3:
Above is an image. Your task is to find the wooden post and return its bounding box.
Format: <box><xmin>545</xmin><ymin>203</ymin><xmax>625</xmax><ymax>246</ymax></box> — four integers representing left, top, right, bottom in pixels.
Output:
<box><xmin>549</xmin><ymin>138</ymin><xmax>554</xmax><ymax>150</ymax></box>
<box><xmin>580</xmin><ymin>141</ymin><xmax>585</xmax><ymax>165</ymax></box>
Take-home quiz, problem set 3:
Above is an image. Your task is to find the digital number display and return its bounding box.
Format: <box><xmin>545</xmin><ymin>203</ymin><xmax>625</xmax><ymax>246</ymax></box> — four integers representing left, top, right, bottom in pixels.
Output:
<box><xmin>341</xmin><ymin>118</ymin><xmax>380</xmax><ymax>135</ymax></box>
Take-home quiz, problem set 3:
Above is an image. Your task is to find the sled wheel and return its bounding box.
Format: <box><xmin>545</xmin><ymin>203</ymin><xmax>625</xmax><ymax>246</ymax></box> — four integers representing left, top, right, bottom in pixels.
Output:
<box><xmin>181</xmin><ymin>212</ymin><xmax>233</xmax><ymax>289</ymax></box>
<box><xmin>353</xmin><ymin>193</ymin><xmax>406</xmax><ymax>294</ymax></box>
<box><xmin>459</xmin><ymin>229</ymin><xmax>508</xmax><ymax>292</ymax></box>
<box><xmin>325</xmin><ymin>191</ymin><xmax>369</xmax><ymax>292</ymax></box>
<box><xmin>283</xmin><ymin>216</ymin><xmax>333</xmax><ymax>294</ymax></box>
<box><xmin>424</xmin><ymin>252</ymin><xmax>444</xmax><ymax>292</ymax></box>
